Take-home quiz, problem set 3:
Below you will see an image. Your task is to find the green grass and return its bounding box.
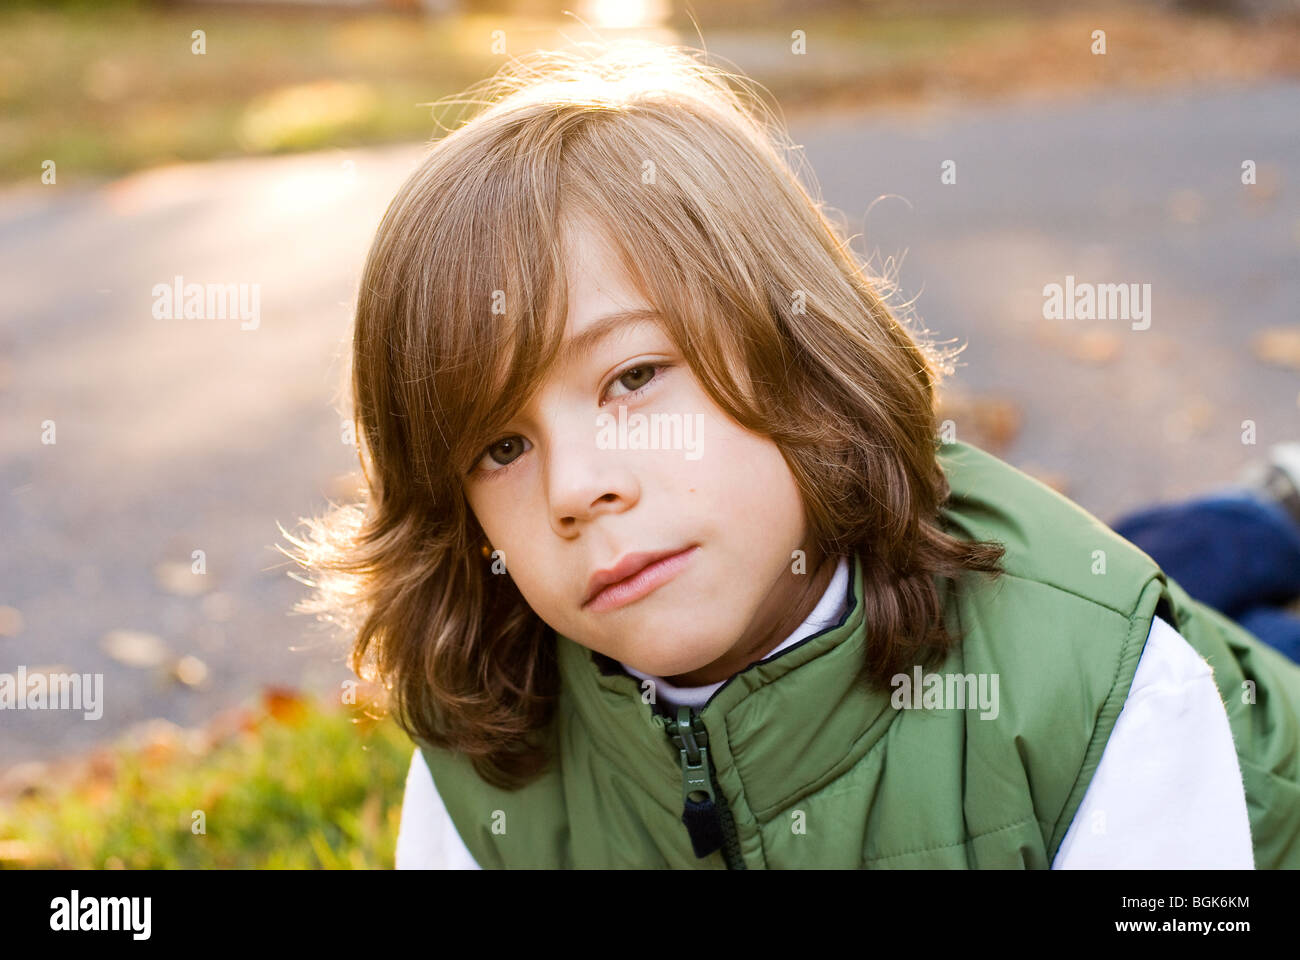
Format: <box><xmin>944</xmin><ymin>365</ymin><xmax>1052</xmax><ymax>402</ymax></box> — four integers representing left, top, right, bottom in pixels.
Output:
<box><xmin>0</xmin><ymin>692</ymin><xmax>416</xmax><ymax>869</ymax></box>
<box><xmin>0</xmin><ymin>6</ymin><xmax>553</xmax><ymax>183</ymax></box>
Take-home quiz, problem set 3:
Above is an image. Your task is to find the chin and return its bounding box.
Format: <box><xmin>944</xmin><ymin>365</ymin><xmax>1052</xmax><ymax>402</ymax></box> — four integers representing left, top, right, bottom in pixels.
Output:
<box><xmin>627</xmin><ymin>638</ymin><xmax>729</xmax><ymax>681</ymax></box>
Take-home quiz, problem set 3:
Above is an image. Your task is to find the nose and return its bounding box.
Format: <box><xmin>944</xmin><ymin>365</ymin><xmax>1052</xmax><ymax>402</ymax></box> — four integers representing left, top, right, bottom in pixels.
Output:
<box><xmin>546</xmin><ymin>416</ymin><xmax>640</xmax><ymax>535</ymax></box>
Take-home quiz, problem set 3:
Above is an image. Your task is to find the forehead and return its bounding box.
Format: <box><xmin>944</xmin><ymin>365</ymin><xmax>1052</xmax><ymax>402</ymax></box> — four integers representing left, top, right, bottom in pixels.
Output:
<box><xmin>563</xmin><ymin>218</ymin><xmax>640</xmax><ymax>311</ymax></box>
<box><xmin>559</xmin><ymin>218</ymin><xmax>664</xmax><ymax>366</ymax></box>
<box><xmin>556</xmin><ymin>309</ymin><xmax>664</xmax><ymax>369</ymax></box>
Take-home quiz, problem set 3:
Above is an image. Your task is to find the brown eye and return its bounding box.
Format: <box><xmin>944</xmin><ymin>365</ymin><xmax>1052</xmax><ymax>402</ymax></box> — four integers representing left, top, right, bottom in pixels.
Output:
<box><xmin>618</xmin><ymin>365</ymin><xmax>655</xmax><ymax>391</ymax></box>
<box><xmin>605</xmin><ymin>362</ymin><xmax>668</xmax><ymax>404</ymax></box>
<box><xmin>478</xmin><ymin>436</ymin><xmax>530</xmax><ymax>473</ymax></box>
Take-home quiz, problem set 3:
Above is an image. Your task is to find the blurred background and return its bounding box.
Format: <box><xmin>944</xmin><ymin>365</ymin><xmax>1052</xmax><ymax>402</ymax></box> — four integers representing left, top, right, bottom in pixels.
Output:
<box><xmin>1</xmin><ymin>0</ymin><xmax>1298</xmax><ymax>866</ymax></box>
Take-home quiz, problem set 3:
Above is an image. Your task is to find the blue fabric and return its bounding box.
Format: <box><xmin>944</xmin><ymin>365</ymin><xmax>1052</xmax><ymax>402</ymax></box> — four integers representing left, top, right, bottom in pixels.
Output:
<box><xmin>1111</xmin><ymin>490</ymin><xmax>1300</xmax><ymax>663</ymax></box>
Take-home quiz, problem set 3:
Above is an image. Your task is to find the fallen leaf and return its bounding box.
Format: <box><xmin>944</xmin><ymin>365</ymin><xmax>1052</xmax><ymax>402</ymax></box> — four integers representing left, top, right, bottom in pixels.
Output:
<box><xmin>153</xmin><ymin>561</ymin><xmax>209</xmax><ymax>596</ymax></box>
<box><xmin>1252</xmin><ymin>327</ymin><xmax>1300</xmax><ymax>370</ymax></box>
<box><xmin>1069</xmin><ymin>330</ymin><xmax>1120</xmax><ymax>365</ymax></box>
<box><xmin>935</xmin><ymin>391</ymin><xmax>1023</xmax><ymax>455</ymax></box>
<box><xmin>170</xmin><ymin>655</ymin><xmax>208</xmax><ymax>688</ymax></box>
<box><xmin>263</xmin><ymin>686</ymin><xmax>308</xmax><ymax>726</ymax></box>
<box><xmin>100</xmin><ymin>630</ymin><xmax>169</xmax><ymax>668</ymax></box>
<box><xmin>0</xmin><ymin>606</ymin><xmax>23</xmax><ymax>637</ymax></box>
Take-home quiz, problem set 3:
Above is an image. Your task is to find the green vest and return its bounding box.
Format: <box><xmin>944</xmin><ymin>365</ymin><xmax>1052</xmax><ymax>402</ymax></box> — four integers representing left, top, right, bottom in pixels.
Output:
<box><xmin>417</xmin><ymin>439</ymin><xmax>1300</xmax><ymax>868</ymax></box>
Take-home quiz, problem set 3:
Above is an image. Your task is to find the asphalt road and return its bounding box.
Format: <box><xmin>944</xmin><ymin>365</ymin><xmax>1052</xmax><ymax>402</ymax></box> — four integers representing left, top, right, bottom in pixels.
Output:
<box><xmin>2</xmin><ymin>81</ymin><xmax>1297</xmax><ymax>766</ymax></box>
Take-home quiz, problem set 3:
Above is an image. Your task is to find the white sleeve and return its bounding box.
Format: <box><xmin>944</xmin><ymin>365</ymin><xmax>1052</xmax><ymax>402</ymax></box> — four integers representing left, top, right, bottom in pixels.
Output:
<box><xmin>394</xmin><ymin>747</ymin><xmax>482</xmax><ymax>870</ymax></box>
<box><xmin>1051</xmin><ymin>615</ymin><xmax>1254</xmax><ymax>869</ymax></box>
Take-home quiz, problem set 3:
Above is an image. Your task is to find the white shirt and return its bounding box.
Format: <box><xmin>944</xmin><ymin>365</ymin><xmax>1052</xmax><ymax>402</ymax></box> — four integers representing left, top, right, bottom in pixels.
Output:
<box><xmin>395</xmin><ymin>556</ymin><xmax>1254</xmax><ymax>868</ymax></box>
<box><xmin>1052</xmin><ymin>613</ymin><xmax>1254</xmax><ymax>868</ymax></box>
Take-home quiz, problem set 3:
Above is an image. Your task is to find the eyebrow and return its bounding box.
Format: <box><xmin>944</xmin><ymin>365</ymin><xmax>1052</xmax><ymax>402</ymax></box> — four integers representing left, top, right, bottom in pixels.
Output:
<box><xmin>557</xmin><ymin>308</ymin><xmax>662</xmax><ymax>367</ymax></box>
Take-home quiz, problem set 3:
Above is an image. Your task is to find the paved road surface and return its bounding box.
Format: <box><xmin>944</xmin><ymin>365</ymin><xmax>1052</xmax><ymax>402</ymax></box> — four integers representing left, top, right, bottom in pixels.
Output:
<box><xmin>2</xmin><ymin>81</ymin><xmax>1297</xmax><ymax>766</ymax></box>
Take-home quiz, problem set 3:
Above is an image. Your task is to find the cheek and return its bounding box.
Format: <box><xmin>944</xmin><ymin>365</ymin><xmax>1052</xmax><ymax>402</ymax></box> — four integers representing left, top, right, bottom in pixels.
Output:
<box><xmin>707</xmin><ymin>427</ymin><xmax>800</xmax><ymax>508</ymax></box>
<box><xmin>466</xmin><ymin>488</ymin><xmax>521</xmax><ymax>555</ymax></box>
<box><xmin>688</xmin><ymin>426</ymin><xmax>806</xmax><ymax>554</ymax></box>
<box><xmin>468</xmin><ymin>493</ymin><xmax>553</xmax><ymax>592</ymax></box>
<box><xmin>749</xmin><ymin>458</ymin><xmax>806</xmax><ymax>545</ymax></box>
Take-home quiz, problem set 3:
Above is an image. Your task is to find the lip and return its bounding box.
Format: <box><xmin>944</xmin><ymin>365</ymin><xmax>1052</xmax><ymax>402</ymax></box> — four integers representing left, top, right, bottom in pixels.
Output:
<box><xmin>582</xmin><ymin>545</ymin><xmax>698</xmax><ymax>612</ymax></box>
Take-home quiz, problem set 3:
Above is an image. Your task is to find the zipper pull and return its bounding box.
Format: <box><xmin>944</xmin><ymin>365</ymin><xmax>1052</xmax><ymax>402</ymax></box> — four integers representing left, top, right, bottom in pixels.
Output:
<box><xmin>665</xmin><ymin>704</ymin><xmax>725</xmax><ymax>858</ymax></box>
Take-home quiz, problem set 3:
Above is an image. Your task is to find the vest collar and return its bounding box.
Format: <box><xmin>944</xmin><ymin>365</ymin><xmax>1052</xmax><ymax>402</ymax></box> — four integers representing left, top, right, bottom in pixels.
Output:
<box><xmin>555</xmin><ymin>553</ymin><xmax>912</xmax><ymax>820</ymax></box>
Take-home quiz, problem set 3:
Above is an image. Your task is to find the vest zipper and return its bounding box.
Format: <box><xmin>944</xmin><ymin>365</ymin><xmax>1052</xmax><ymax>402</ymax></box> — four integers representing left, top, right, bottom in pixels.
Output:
<box><xmin>662</xmin><ymin>704</ymin><xmax>746</xmax><ymax>869</ymax></box>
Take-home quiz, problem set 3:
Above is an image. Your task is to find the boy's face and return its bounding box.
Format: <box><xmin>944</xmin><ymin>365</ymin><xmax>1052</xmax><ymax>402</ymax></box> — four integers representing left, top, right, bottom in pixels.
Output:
<box><xmin>462</xmin><ymin>222</ymin><xmax>824</xmax><ymax>685</ymax></box>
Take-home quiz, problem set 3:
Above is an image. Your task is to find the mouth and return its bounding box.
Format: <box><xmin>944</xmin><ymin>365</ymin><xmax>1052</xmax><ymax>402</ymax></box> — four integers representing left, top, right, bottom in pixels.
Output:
<box><xmin>582</xmin><ymin>545</ymin><xmax>699</xmax><ymax>612</ymax></box>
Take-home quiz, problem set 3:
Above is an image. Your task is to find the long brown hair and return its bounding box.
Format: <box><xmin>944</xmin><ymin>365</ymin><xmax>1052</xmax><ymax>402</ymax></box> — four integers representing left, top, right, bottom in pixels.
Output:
<box><xmin>280</xmin><ymin>41</ymin><xmax>1006</xmax><ymax>790</ymax></box>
